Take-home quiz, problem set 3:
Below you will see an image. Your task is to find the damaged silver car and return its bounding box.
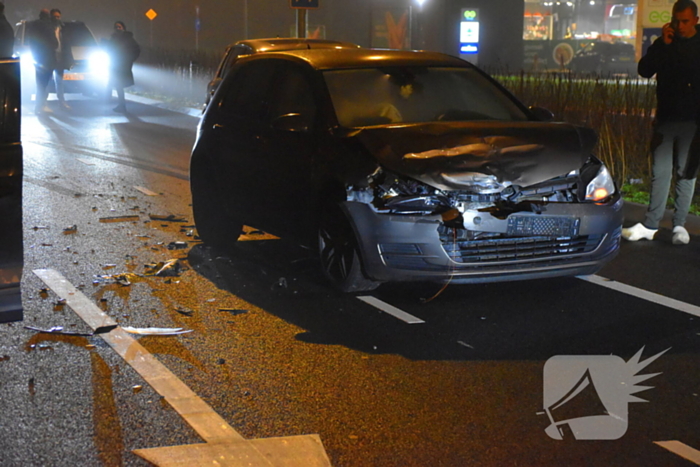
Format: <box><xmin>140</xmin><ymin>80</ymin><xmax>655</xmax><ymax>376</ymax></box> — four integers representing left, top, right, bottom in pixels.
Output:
<box><xmin>190</xmin><ymin>48</ymin><xmax>623</xmax><ymax>292</ymax></box>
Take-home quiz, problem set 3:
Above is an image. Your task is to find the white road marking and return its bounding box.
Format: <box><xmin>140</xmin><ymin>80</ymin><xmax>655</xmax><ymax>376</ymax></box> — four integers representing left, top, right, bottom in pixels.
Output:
<box><xmin>357</xmin><ymin>296</ymin><xmax>425</xmax><ymax>324</ymax></box>
<box><xmin>76</xmin><ymin>158</ymin><xmax>95</xmax><ymax>165</ymax></box>
<box><xmin>33</xmin><ymin>269</ymin><xmax>330</xmax><ymax>466</ymax></box>
<box><xmin>654</xmin><ymin>441</ymin><xmax>700</xmax><ymax>465</ymax></box>
<box><xmin>578</xmin><ymin>274</ymin><xmax>700</xmax><ymax>318</ymax></box>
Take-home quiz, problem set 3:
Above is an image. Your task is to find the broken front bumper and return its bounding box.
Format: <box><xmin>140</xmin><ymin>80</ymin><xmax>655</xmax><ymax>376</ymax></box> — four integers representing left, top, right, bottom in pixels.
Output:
<box><xmin>344</xmin><ymin>194</ymin><xmax>623</xmax><ymax>284</ymax></box>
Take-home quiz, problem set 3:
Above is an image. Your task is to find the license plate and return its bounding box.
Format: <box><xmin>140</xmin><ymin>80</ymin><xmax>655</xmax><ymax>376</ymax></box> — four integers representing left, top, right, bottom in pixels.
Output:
<box><xmin>507</xmin><ymin>216</ymin><xmax>580</xmax><ymax>237</ymax></box>
<box><xmin>63</xmin><ymin>73</ymin><xmax>85</xmax><ymax>81</ymax></box>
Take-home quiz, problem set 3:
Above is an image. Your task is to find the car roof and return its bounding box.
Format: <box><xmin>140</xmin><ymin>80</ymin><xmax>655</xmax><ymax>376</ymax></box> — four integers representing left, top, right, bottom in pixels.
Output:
<box><xmin>229</xmin><ymin>38</ymin><xmax>361</xmax><ymax>53</ymax></box>
<box><xmin>240</xmin><ymin>48</ymin><xmax>470</xmax><ymax>70</ymax></box>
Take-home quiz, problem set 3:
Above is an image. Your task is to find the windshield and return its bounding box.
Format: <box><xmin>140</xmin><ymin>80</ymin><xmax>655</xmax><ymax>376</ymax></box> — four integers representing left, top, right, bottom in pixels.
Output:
<box><xmin>62</xmin><ymin>23</ymin><xmax>97</xmax><ymax>47</ymax></box>
<box><xmin>323</xmin><ymin>67</ymin><xmax>529</xmax><ymax>128</ymax></box>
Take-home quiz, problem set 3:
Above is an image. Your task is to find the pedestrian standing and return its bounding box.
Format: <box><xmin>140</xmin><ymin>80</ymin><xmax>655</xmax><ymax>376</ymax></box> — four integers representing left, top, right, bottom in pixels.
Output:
<box><xmin>0</xmin><ymin>2</ymin><xmax>14</xmax><ymax>58</ymax></box>
<box><xmin>623</xmin><ymin>0</ymin><xmax>700</xmax><ymax>244</ymax></box>
<box><xmin>106</xmin><ymin>21</ymin><xmax>140</xmax><ymax>113</ymax></box>
<box><xmin>50</xmin><ymin>9</ymin><xmax>73</xmax><ymax>110</ymax></box>
<box><xmin>27</xmin><ymin>9</ymin><xmax>57</xmax><ymax>115</ymax></box>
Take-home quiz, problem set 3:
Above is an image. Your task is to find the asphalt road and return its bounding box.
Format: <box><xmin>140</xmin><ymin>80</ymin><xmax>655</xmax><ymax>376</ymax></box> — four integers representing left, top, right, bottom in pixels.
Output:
<box><xmin>1</xmin><ymin>96</ymin><xmax>699</xmax><ymax>467</ymax></box>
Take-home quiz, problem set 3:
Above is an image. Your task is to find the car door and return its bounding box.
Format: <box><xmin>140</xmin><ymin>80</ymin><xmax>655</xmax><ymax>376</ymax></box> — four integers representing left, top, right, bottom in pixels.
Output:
<box><xmin>256</xmin><ymin>60</ymin><xmax>322</xmax><ymax>239</ymax></box>
<box><xmin>203</xmin><ymin>59</ymin><xmax>279</xmax><ymax>225</ymax></box>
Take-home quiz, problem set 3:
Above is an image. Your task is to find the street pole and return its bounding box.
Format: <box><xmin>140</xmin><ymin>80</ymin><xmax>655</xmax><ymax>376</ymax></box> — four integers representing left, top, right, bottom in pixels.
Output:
<box><xmin>296</xmin><ymin>9</ymin><xmax>307</xmax><ymax>38</ymax></box>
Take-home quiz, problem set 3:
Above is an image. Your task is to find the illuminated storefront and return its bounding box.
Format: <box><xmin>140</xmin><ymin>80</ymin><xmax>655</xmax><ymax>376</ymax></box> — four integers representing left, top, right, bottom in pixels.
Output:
<box><xmin>523</xmin><ymin>0</ymin><xmax>639</xmax><ymax>70</ymax></box>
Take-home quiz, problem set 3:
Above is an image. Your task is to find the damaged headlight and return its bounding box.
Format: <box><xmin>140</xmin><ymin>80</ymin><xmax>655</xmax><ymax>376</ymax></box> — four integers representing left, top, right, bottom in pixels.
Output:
<box><xmin>347</xmin><ymin>168</ymin><xmax>450</xmax><ymax>215</ymax></box>
<box><xmin>585</xmin><ymin>164</ymin><xmax>615</xmax><ymax>202</ymax></box>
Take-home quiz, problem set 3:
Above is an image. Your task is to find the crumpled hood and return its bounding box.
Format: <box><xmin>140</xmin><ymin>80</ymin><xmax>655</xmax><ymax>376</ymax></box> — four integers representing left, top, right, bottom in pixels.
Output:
<box><xmin>351</xmin><ymin>121</ymin><xmax>596</xmax><ymax>191</ymax></box>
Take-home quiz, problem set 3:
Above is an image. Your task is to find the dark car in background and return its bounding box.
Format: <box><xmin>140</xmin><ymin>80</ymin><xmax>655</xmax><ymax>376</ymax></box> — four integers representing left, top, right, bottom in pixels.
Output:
<box><xmin>204</xmin><ymin>38</ymin><xmax>360</xmax><ymax>108</ymax></box>
<box><xmin>14</xmin><ymin>20</ymin><xmax>109</xmax><ymax>101</ymax></box>
<box><xmin>190</xmin><ymin>48</ymin><xmax>623</xmax><ymax>292</ymax></box>
<box><xmin>0</xmin><ymin>58</ymin><xmax>23</xmax><ymax>322</ymax></box>
<box><xmin>569</xmin><ymin>40</ymin><xmax>636</xmax><ymax>76</ymax></box>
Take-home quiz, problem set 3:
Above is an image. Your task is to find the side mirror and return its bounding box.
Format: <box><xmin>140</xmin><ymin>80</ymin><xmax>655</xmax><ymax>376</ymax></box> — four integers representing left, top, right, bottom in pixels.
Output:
<box><xmin>271</xmin><ymin>113</ymin><xmax>311</xmax><ymax>132</ymax></box>
<box><xmin>529</xmin><ymin>106</ymin><xmax>555</xmax><ymax>122</ymax></box>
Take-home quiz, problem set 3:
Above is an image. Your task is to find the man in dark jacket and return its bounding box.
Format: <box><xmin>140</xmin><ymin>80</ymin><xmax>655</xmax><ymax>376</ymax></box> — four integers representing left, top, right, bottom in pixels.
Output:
<box><xmin>50</xmin><ymin>9</ymin><xmax>72</xmax><ymax>110</ymax></box>
<box><xmin>0</xmin><ymin>2</ymin><xmax>13</xmax><ymax>57</ymax></box>
<box><xmin>106</xmin><ymin>21</ymin><xmax>140</xmax><ymax>113</ymax></box>
<box><xmin>28</xmin><ymin>9</ymin><xmax>58</xmax><ymax>114</ymax></box>
<box><xmin>624</xmin><ymin>0</ymin><xmax>700</xmax><ymax>244</ymax></box>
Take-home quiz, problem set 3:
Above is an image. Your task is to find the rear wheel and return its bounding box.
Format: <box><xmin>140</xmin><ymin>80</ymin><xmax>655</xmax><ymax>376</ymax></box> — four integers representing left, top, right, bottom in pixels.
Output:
<box><xmin>318</xmin><ymin>206</ymin><xmax>380</xmax><ymax>293</ymax></box>
<box><xmin>190</xmin><ymin>153</ymin><xmax>243</xmax><ymax>251</ymax></box>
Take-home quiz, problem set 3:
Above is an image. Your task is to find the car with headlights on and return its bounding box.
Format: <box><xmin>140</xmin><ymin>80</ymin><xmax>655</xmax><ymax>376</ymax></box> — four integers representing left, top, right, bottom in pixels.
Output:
<box><xmin>204</xmin><ymin>38</ymin><xmax>360</xmax><ymax>109</ymax></box>
<box><xmin>14</xmin><ymin>20</ymin><xmax>108</xmax><ymax>101</ymax></box>
<box><xmin>190</xmin><ymin>48</ymin><xmax>623</xmax><ymax>292</ymax></box>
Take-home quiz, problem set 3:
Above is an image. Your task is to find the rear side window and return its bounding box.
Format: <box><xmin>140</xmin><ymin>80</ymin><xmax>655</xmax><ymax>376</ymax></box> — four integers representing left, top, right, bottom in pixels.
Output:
<box><xmin>217</xmin><ymin>45</ymin><xmax>253</xmax><ymax>79</ymax></box>
<box><xmin>218</xmin><ymin>60</ymin><xmax>278</xmax><ymax>121</ymax></box>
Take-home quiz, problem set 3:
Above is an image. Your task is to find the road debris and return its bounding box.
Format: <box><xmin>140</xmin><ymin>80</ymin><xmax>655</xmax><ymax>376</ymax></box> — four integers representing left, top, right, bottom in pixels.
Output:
<box><xmin>167</xmin><ymin>241</ymin><xmax>188</xmax><ymax>250</ymax></box>
<box><xmin>174</xmin><ymin>308</ymin><xmax>194</xmax><ymax>317</ymax></box>
<box><xmin>148</xmin><ymin>214</ymin><xmax>187</xmax><ymax>222</ymax></box>
<box><xmin>32</xmin><ymin>226</ymin><xmax>49</xmax><ymax>230</ymax></box>
<box><xmin>133</xmin><ymin>186</ymin><xmax>159</xmax><ymax>196</ymax></box>
<box><xmin>94</xmin><ymin>272</ymin><xmax>141</xmax><ymax>286</ymax></box>
<box><xmin>457</xmin><ymin>341</ymin><xmax>475</xmax><ymax>349</ymax></box>
<box><xmin>99</xmin><ymin>215</ymin><xmax>140</xmax><ymax>223</ymax></box>
<box><xmin>132</xmin><ymin>385</ymin><xmax>143</xmax><ymax>393</ymax></box>
<box><xmin>121</xmin><ymin>327</ymin><xmax>193</xmax><ymax>336</ymax></box>
<box><xmin>144</xmin><ymin>259</ymin><xmax>184</xmax><ymax>277</ymax></box>
<box><xmin>219</xmin><ymin>309</ymin><xmax>248</xmax><ymax>316</ymax></box>
<box><xmin>62</xmin><ymin>225</ymin><xmax>77</xmax><ymax>234</ymax></box>
<box><xmin>24</xmin><ymin>324</ymin><xmax>118</xmax><ymax>336</ymax></box>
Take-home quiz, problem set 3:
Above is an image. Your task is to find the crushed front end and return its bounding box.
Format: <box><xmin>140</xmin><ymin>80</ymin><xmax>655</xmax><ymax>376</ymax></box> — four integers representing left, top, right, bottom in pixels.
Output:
<box><xmin>344</xmin><ymin>158</ymin><xmax>623</xmax><ymax>284</ymax></box>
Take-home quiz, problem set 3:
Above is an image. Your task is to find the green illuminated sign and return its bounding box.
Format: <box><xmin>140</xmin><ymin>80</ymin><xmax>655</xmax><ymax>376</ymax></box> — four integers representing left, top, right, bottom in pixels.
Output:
<box><xmin>649</xmin><ymin>10</ymin><xmax>671</xmax><ymax>24</ymax></box>
<box><xmin>463</xmin><ymin>10</ymin><xmax>477</xmax><ymax>21</ymax></box>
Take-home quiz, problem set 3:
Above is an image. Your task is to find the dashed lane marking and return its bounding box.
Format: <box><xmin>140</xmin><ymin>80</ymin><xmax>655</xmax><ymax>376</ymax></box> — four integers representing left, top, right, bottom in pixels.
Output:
<box><xmin>357</xmin><ymin>296</ymin><xmax>425</xmax><ymax>324</ymax></box>
<box><xmin>654</xmin><ymin>441</ymin><xmax>700</xmax><ymax>465</ymax></box>
<box><xmin>33</xmin><ymin>269</ymin><xmax>331</xmax><ymax>466</ymax></box>
<box><xmin>578</xmin><ymin>274</ymin><xmax>700</xmax><ymax>318</ymax></box>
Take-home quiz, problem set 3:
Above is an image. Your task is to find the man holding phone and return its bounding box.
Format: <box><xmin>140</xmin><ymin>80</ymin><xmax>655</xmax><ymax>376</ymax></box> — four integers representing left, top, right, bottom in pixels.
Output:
<box><xmin>624</xmin><ymin>0</ymin><xmax>700</xmax><ymax>244</ymax></box>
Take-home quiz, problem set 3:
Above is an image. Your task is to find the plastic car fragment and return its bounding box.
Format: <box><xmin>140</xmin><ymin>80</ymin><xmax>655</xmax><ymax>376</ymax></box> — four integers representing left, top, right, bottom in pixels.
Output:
<box><xmin>99</xmin><ymin>215</ymin><xmax>139</xmax><ymax>223</ymax></box>
<box><xmin>24</xmin><ymin>324</ymin><xmax>118</xmax><ymax>336</ymax></box>
<box><xmin>121</xmin><ymin>326</ymin><xmax>193</xmax><ymax>335</ymax></box>
<box><xmin>148</xmin><ymin>214</ymin><xmax>188</xmax><ymax>222</ymax></box>
<box><xmin>93</xmin><ymin>273</ymin><xmax>141</xmax><ymax>286</ymax></box>
<box><xmin>144</xmin><ymin>259</ymin><xmax>184</xmax><ymax>277</ymax></box>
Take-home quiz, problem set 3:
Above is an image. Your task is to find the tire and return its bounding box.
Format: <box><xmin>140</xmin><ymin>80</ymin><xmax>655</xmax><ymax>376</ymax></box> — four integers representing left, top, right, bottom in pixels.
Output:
<box><xmin>318</xmin><ymin>206</ymin><xmax>380</xmax><ymax>293</ymax></box>
<box><xmin>190</xmin><ymin>153</ymin><xmax>243</xmax><ymax>251</ymax></box>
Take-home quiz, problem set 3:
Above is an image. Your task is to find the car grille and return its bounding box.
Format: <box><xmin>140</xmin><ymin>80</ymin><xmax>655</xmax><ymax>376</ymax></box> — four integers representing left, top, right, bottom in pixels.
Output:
<box><xmin>441</xmin><ymin>234</ymin><xmax>603</xmax><ymax>263</ymax></box>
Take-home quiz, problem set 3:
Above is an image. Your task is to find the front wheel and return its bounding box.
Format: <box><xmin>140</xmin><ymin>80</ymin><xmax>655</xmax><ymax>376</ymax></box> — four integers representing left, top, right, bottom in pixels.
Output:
<box><xmin>318</xmin><ymin>206</ymin><xmax>380</xmax><ymax>293</ymax></box>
